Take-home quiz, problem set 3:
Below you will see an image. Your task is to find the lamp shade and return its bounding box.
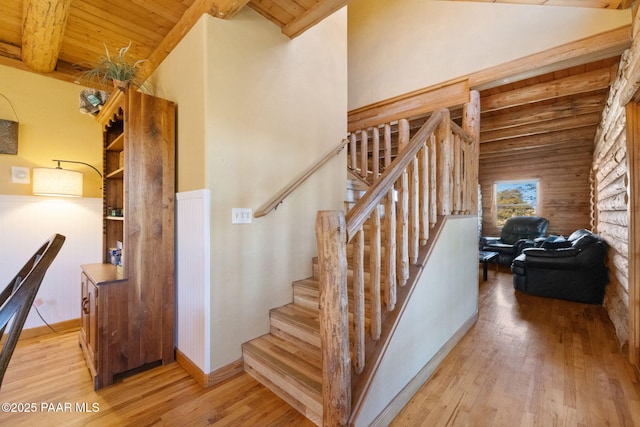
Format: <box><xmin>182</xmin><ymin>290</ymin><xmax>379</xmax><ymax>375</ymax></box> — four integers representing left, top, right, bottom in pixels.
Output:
<box><xmin>33</xmin><ymin>167</ymin><xmax>83</xmax><ymax>197</ymax></box>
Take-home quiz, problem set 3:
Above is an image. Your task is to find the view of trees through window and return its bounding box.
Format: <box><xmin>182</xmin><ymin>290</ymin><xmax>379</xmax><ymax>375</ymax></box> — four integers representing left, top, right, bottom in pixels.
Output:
<box><xmin>495</xmin><ymin>180</ymin><xmax>538</xmax><ymax>227</ymax></box>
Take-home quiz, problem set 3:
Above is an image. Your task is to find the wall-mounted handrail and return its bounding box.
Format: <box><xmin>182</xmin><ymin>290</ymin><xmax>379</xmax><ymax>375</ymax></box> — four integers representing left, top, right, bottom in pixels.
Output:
<box><xmin>254</xmin><ymin>138</ymin><xmax>348</xmax><ymax>218</ymax></box>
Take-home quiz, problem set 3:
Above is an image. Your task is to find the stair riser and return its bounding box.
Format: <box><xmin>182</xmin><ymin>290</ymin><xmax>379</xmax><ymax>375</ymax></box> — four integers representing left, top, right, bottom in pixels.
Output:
<box><xmin>270</xmin><ymin>316</ymin><xmax>320</xmax><ymax>348</ymax></box>
<box><xmin>243</xmin><ymin>352</ymin><xmax>322</xmax><ymax>425</ymax></box>
<box><xmin>293</xmin><ymin>282</ymin><xmax>377</xmax><ymax>313</ymax></box>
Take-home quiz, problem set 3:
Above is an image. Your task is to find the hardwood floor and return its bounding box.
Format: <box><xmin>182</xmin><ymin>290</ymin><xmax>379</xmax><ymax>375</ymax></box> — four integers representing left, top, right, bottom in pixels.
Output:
<box><xmin>392</xmin><ymin>269</ymin><xmax>640</xmax><ymax>426</ymax></box>
<box><xmin>0</xmin><ymin>270</ymin><xmax>638</xmax><ymax>426</ymax></box>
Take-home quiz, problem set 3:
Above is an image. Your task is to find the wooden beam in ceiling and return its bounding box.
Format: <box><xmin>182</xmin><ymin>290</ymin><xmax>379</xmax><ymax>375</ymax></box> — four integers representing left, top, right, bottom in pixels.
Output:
<box><xmin>282</xmin><ymin>0</ymin><xmax>347</xmax><ymax>38</ymax></box>
<box><xmin>481</xmin><ymin>65</ymin><xmax>617</xmax><ymax>113</ymax></box>
<box><xmin>140</xmin><ymin>0</ymin><xmax>251</xmax><ymax>81</ymax></box>
<box><xmin>209</xmin><ymin>0</ymin><xmax>252</xmax><ymax>18</ymax></box>
<box><xmin>480</xmin><ymin>92</ymin><xmax>607</xmax><ymax>132</ymax></box>
<box><xmin>480</xmin><ymin>111</ymin><xmax>603</xmax><ymax>143</ymax></box>
<box><xmin>21</xmin><ymin>0</ymin><xmax>73</xmax><ymax>73</ymax></box>
<box><xmin>479</xmin><ymin>127</ymin><xmax>596</xmax><ymax>157</ymax></box>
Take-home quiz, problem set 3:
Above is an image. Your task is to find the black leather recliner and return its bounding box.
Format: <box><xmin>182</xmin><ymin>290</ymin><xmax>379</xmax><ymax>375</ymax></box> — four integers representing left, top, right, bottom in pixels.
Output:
<box><xmin>480</xmin><ymin>216</ymin><xmax>549</xmax><ymax>266</ymax></box>
<box><xmin>511</xmin><ymin>229</ymin><xmax>609</xmax><ymax>304</ymax></box>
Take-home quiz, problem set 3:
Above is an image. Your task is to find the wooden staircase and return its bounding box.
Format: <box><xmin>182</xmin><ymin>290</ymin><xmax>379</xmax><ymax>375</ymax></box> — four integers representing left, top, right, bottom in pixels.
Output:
<box><xmin>243</xmin><ymin>175</ymin><xmax>377</xmax><ymax>425</ymax></box>
<box><xmin>242</xmin><ymin>273</ymin><xmax>324</xmax><ymax>424</ymax></box>
<box><xmin>244</xmin><ymin>100</ymin><xmax>481</xmax><ymax>426</ymax></box>
<box><xmin>242</xmin><ymin>218</ymin><xmax>379</xmax><ymax>426</ymax></box>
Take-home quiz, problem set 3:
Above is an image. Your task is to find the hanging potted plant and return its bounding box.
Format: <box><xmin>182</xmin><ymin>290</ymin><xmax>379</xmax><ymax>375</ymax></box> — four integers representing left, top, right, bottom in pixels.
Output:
<box><xmin>77</xmin><ymin>42</ymin><xmax>147</xmax><ymax>92</ymax></box>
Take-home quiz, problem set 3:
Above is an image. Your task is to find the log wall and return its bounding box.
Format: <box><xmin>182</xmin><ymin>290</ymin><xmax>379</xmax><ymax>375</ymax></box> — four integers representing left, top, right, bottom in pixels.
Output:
<box><xmin>479</xmin><ymin>136</ymin><xmax>594</xmax><ymax>238</ymax></box>
<box><xmin>592</xmin><ymin>13</ymin><xmax>640</xmax><ymax>352</ymax></box>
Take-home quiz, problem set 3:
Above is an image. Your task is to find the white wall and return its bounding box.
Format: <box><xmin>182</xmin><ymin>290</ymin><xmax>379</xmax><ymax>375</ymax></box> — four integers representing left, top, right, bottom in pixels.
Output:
<box><xmin>153</xmin><ymin>8</ymin><xmax>348</xmax><ymax>372</ymax></box>
<box><xmin>0</xmin><ymin>196</ymin><xmax>102</xmax><ymax>329</ymax></box>
<box><xmin>0</xmin><ymin>65</ymin><xmax>103</xmax><ymax>331</ymax></box>
<box><xmin>354</xmin><ymin>216</ymin><xmax>478</xmax><ymax>426</ymax></box>
<box><xmin>348</xmin><ymin>0</ymin><xmax>630</xmax><ymax>110</ymax></box>
<box><xmin>0</xmin><ymin>64</ymin><xmax>103</xmax><ymax>197</ymax></box>
<box><xmin>204</xmin><ymin>8</ymin><xmax>347</xmax><ymax>370</ymax></box>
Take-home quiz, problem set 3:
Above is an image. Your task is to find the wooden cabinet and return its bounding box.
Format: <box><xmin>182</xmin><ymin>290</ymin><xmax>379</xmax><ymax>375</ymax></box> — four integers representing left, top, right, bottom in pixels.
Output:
<box><xmin>79</xmin><ymin>89</ymin><xmax>176</xmax><ymax>390</ymax></box>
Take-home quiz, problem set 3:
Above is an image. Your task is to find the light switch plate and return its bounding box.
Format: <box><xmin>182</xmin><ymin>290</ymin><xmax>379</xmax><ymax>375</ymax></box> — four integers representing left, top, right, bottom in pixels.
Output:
<box><xmin>232</xmin><ymin>208</ymin><xmax>252</xmax><ymax>224</ymax></box>
<box><xmin>11</xmin><ymin>166</ymin><xmax>30</xmax><ymax>184</ymax></box>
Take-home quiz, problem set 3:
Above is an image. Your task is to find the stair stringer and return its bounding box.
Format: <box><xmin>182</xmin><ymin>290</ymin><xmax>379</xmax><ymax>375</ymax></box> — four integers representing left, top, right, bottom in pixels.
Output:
<box><xmin>349</xmin><ymin>215</ymin><xmax>479</xmax><ymax>426</ymax></box>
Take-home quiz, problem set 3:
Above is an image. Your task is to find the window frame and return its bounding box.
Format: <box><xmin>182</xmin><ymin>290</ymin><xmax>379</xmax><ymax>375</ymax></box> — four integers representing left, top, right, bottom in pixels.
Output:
<box><xmin>493</xmin><ymin>179</ymin><xmax>540</xmax><ymax>228</ymax></box>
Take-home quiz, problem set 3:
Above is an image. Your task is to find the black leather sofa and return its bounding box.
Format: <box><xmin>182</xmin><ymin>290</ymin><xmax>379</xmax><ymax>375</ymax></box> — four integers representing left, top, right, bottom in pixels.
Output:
<box><xmin>511</xmin><ymin>229</ymin><xmax>609</xmax><ymax>304</ymax></box>
<box><xmin>480</xmin><ymin>216</ymin><xmax>549</xmax><ymax>266</ymax></box>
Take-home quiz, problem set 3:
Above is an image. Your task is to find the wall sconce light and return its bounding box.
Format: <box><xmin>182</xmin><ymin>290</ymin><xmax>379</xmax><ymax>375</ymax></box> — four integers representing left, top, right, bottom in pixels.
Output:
<box><xmin>32</xmin><ymin>159</ymin><xmax>102</xmax><ymax>198</ymax></box>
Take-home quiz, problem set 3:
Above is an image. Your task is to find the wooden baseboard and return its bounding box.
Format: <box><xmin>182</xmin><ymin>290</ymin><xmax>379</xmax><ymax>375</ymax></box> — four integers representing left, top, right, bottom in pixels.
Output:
<box><xmin>1</xmin><ymin>318</ymin><xmax>82</xmax><ymax>344</ymax></box>
<box><xmin>175</xmin><ymin>349</ymin><xmax>243</xmax><ymax>388</ymax></box>
<box><xmin>369</xmin><ymin>311</ymin><xmax>479</xmax><ymax>427</ymax></box>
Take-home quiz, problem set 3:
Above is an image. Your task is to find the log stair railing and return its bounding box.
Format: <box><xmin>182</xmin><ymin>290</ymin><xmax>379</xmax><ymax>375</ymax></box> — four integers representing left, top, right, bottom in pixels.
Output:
<box><xmin>243</xmin><ymin>91</ymin><xmax>480</xmax><ymax>426</ymax></box>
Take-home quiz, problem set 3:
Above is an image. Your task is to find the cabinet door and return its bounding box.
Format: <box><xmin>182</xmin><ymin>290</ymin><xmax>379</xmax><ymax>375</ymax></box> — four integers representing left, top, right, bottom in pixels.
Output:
<box><xmin>81</xmin><ymin>273</ymin><xmax>98</xmax><ymax>368</ymax></box>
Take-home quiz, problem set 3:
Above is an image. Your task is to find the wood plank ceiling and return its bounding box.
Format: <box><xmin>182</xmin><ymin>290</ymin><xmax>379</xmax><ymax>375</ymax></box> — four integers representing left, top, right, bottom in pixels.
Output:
<box><xmin>0</xmin><ymin>0</ymin><xmax>347</xmax><ymax>84</ymax></box>
<box><xmin>0</xmin><ymin>0</ymin><xmax>633</xmax><ymax>181</ymax></box>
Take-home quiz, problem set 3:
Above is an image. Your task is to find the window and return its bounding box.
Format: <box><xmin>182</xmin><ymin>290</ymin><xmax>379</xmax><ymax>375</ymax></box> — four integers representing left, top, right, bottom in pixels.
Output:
<box><xmin>494</xmin><ymin>180</ymin><xmax>539</xmax><ymax>227</ymax></box>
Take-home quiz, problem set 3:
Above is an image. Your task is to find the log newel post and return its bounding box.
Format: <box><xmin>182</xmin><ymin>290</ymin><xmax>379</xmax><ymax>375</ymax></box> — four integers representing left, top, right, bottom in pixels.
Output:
<box><xmin>463</xmin><ymin>90</ymin><xmax>481</xmax><ymax>214</ymax></box>
<box><xmin>315</xmin><ymin>211</ymin><xmax>351</xmax><ymax>426</ymax></box>
<box><xmin>436</xmin><ymin>109</ymin><xmax>452</xmax><ymax>215</ymax></box>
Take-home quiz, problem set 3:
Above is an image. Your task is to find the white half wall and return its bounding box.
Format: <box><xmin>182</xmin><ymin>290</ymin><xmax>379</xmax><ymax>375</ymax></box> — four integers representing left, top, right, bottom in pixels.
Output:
<box><xmin>354</xmin><ymin>216</ymin><xmax>479</xmax><ymax>426</ymax></box>
<box><xmin>0</xmin><ymin>195</ymin><xmax>102</xmax><ymax>329</ymax></box>
<box><xmin>175</xmin><ymin>189</ymin><xmax>211</xmax><ymax>373</ymax></box>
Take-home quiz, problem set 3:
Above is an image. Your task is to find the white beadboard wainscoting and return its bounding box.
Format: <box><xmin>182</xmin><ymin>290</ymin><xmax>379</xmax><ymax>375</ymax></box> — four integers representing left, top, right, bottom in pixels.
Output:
<box><xmin>0</xmin><ymin>195</ymin><xmax>102</xmax><ymax>329</ymax></box>
<box><xmin>176</xmin><ymin>189</ymin><xmax>211</xmax><ymax>373</ymax></box>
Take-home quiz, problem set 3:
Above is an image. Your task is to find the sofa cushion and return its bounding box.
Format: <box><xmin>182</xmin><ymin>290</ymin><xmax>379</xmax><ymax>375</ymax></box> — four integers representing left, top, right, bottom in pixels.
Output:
<box><xmin>572</xmin><ymin>233</ymin><xmax>600</xmax><ymax>249</ymax></box>
<box><xmin>540</xmin><ymin>236</ymin><xmax>572</xmax><ymax>250</ymax></box>
<box><xmin>501</xmin><ymin>216</ymin><xmax>549</xmax><ymax>244</ymax></box>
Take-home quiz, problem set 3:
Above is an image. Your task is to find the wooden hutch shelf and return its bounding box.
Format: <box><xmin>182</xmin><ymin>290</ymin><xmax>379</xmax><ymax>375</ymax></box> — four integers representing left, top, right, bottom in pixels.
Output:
<box><xmin>79</xmin><ymin>89</ymin><xmax>176</xmax><ymax>390</ymax></box>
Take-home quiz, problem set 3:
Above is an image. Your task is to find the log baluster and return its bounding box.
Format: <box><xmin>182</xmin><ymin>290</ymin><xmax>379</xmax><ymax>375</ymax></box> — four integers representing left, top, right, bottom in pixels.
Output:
<box><xmin>369</xmin><ymin>210</ymin><xmax>381</xmax><ymax>340</ymax></box>
<box><xmin>384</xmin><ymin>187</ymin><xmax>397</xmax><ymax>311</ymax></box>
<box><xmin>352</xmin><ymin>226</ymin><xmax>365</xmax><ymax>375</ymax></box>
<box><xmin>453</xmin><ymin>132</ymin><xmax>462</xmax><ymax>214</ymax></box>
<box><xmin>372</xmin><ymin>126</ymin><xmax>380</xmax><ymax>182</ymax></box>
<box><xmin>360</xmin><ymin>129</ymin><xmax>368</xmax><ymax>180</ymax></box>
<box><xmin>409</xmin><ymin>147</ymin><xmax>420</xmax><ymax>264</ymax></box>
<box><xmin>428</xmin><ymin>134</ymin><xmax>437</xmax><ymax>228</ymax></box>
<box><xmin>396</xmin><ymin>119</ymin><xmax>410</xmax><ymax>286</ymax></box>
<box><xmin>419</xmin><ymin>145</ymin><xmax>429</xmax><ymax>245</ymax></box>
<box><xmin>350</xmin><ymin>133</ymin><xmax>357</xmax><ymax>171</ymax></box>
<box><xmin>436</xmin><ymin>110</ymin><xmax>452</xmax><ymax>215</ymax></box>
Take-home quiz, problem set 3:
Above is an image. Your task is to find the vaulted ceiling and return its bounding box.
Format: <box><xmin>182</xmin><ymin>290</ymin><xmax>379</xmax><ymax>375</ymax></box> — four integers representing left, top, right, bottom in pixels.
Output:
<box><xmin>0</xmin><ymin>0</ymin><xmax>348</xmax><ymax>85</ymax></box>
<box><xmin>0</xmin><ymin>0</ymin><xmax>633</xmax><ymax>87</ymax></box>
<box><xmin>0</xmin><ymin>0</ymin><xmax>634</xmax><ymax>164</ymax></box>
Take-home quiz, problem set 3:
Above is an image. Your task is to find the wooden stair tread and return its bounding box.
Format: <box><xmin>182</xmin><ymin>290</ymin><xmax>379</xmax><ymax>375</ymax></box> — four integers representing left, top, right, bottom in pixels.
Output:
<box><xmin>270</xmin><ymin>304</ymin><xmax>321</xmax><ymax>347</ymax></box>
<box><xmin>243</xmin><ymin>333</ymin><xmax>323</xmax><ymax>425</ymax></box>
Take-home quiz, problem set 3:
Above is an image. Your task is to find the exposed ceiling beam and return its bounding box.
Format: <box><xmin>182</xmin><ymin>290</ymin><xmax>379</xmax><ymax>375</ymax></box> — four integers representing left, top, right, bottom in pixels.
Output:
<box><xmin>282</xmin><ymin>0</ymin><xmax>348</xmax><ymax>38</ymax></box>
<box><xmin>140</xmin><ymin>0</ymin><xmax>251</xmax><ymax>81</ymax></box>
<box><xmin>479</xmin><ymin>127</ymin><xmax>596</xmax><ymax>156</ymax></box>
<box><xmin>480</xmin><ymin>92</ymin><xmax>607</xmax><ymax>132</ymax></box>
<box><xmin>480</xmin><ymin>112</ymin><xmax>603</xmax><ymax>143</ymax></box>
<box><xmin>481</xmin><ymin>65</ymin><xmax>617</xmax><ymax>112</ymax></box>
<box><xmin>21</xmin><ymin>0</ymin><xmax>73</xmax><ymax>73</ymax></box>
